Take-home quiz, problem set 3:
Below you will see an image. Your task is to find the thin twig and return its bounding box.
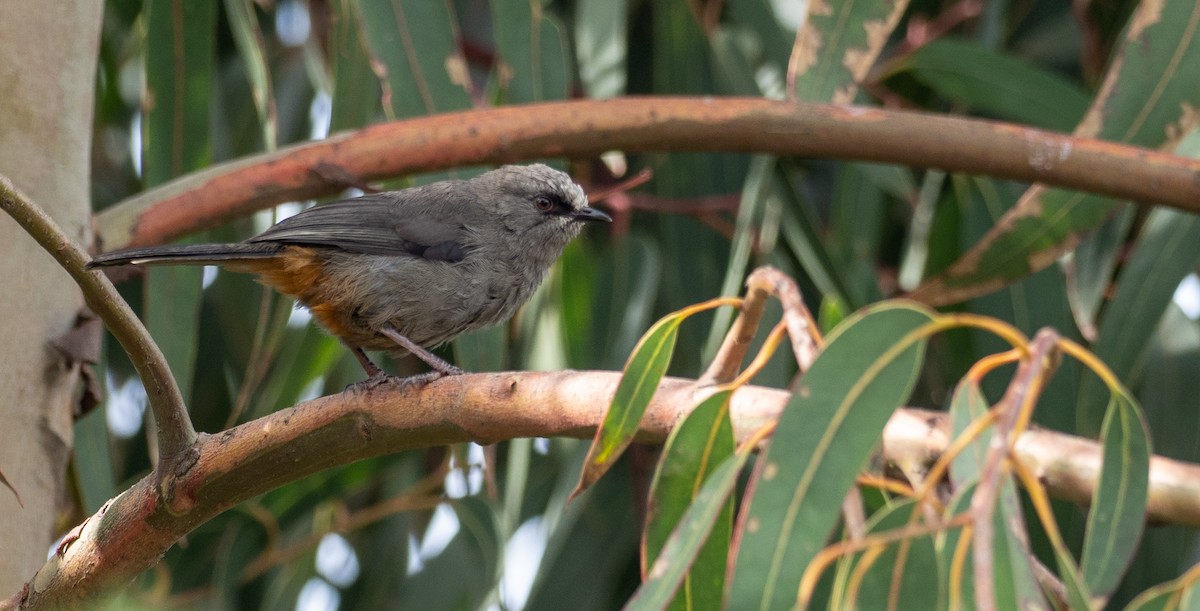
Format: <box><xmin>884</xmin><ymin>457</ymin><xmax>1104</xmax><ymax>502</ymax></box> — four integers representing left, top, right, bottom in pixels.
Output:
<box><xmin>700</xmin><ymin>266</ymin><xmax>822</xmax><ymax>385</ymax></box>
<box><xmin>0</xmin><ymin>175</ymin><xmax>195</xmax><ymax>462</ymax></box>
<box><xmin>748</xmin><ymin>267</ymin><xmax>821</xmax><ymax>371</ymax></box>
<box><xmin>969</xmin><ymin>329</ymin><xmax>1059</xmax><ymax>610</ymax></box>
<box><xmin>700</xmin><ymin>277</ymin><xmax>770</xmax><ymax>385</ymax></box>
<box><xmin>625</xmin><ymin>193</ymin><xmax>740</xmax><ymax>215</ymax></box>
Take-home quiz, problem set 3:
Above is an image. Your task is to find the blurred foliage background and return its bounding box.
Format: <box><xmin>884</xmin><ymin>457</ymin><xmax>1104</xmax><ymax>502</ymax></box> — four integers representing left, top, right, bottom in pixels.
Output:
<box><xmin>72</xmin><ymin>0</ymin><xmax>1200</xmax><ymax>608</ymax></box>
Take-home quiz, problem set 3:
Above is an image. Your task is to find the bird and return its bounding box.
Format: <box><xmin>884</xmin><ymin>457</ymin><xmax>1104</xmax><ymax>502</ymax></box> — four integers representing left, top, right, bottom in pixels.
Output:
<box><xmin>88</xmin><ymin>164</ymin><xmax>612</xmax><ymax>385</ymax></box>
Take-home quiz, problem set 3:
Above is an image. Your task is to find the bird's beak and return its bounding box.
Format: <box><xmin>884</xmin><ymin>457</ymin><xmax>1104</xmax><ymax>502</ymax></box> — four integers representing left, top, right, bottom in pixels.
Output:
<box><xmin>572</xmin><ymin>207</ymin><xmax>612</xmax><ymax>223</ymax></box>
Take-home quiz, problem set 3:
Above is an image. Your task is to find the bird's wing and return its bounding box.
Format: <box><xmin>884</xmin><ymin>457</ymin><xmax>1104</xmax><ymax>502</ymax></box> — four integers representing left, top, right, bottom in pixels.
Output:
<box><xmin>246</xmin><ymin>192</ymin><xmax>470</xmax><ymax>261</ymax></box>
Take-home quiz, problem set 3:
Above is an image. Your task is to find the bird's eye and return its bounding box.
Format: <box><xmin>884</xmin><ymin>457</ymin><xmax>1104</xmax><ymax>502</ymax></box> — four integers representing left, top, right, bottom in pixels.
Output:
<box><xmin>533</xmin><ymin>194</ymin><xmax>556</xmax><ymax>212</ymax></box>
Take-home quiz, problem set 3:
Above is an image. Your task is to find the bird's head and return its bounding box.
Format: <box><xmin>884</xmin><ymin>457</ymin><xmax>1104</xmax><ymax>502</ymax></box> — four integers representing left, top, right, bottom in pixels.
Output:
<box><xmin>479</xmin><ymin>164</ymin><xmax>611</xmax><ymax>252</ymax></box>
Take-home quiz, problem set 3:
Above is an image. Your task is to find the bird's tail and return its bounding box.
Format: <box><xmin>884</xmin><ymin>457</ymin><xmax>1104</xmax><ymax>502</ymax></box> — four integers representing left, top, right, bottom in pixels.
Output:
<box><xmin>87</xmin><ymin>243</ymin><xmax>282</xmax><ymax>268</ymax></box>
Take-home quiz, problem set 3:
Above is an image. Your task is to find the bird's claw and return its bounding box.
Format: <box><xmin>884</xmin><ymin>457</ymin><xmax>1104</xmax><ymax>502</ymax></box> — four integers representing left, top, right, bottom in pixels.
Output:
<box><xmin>436</xmin><ymin>364</ymin><xmax>466</xmax><ymax>376</ymax></box>
<box><xmin>343</xmin><ymin>369</ymin><xmax>457</xmax><ymax>393</ymax></box>
<box><xmin>345</xmin><ymin>372</ymin><xmax>395</xmax><ymax>393</ymax></box>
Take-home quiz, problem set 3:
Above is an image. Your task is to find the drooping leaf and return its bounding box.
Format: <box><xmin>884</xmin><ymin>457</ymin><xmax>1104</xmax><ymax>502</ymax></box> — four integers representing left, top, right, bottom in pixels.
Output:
<box><xmin>728</xmin><ymin>301</ymin><xmax>934</xmax><ymax>610</ymax></box>
<box><xmin>1081</xmin><ymin>390</ymin><xmax>1152</xmax><ymax>600</ymax></box>
<box><xmin>142</xmin><ymin>0</ymin><xmax>216</xmax><ymax>402</ymax></box>
<box><xmin>959</xmin><ymin>176</ymin><xmax>1080</xmax><ymax>434</ymax></box>
<box><xmin>912</xmin><ymin>0</ymin><xmax>1200</xmax><ymax>306</ymax></box>
<box><xmin>223</xmin><ymin>0</ymin><xmax>277</xmax><ymax>147</ymax></box>
<box><xmin>940</xmin><ymin>480</ymin><xmax>1047</xmax><ymax>610</ymax></box>
<box><xmin>643</xmin><ymin>390</ymin><xmax>736</xmax><ymax>610</ymax></box>
<box><xmin>574</xmin><ymin>0</ymin><xmax>627</xmax><ymax>98</ymax></box>
<box><xmin>834</xmin><ymin>501</ymin><xmax>939</xmax><ymax>610</ymax></box>
<box><xmin>328</xmin><ymin>0</ymin><xmax>382</xmax><ymax>131</ymax></box>
<box><xmin>1123</xmin><ymin>570</ymin><xmax>1200</xmax><ymax>610</ymax></box>
<box><xmin>627</xmin><ymin>449</ymin><xmax>752</xmax><ymax>611</ymax></box>
<box><xmin>897</xmin><ymin>38</ymin><xmax>1090</xmax><ymax>131</ymax></box>
<box><xmin>575</xmin><ymin>298</ymin><xmax>737</xmax><ymax>496</ymax></box>
<box><xmin>788</xmin><ymin>0</ymin><xmax>911</xmax><ymax>103</ymax></box>
<box><xmin>947</xmin><ymin>377</ymin><xmax>990</xmax><ymax>488</ymax></box>
<box><xmin>355</xmin><ymin>0</ymin><xmax>473</xmax><ymax>119</ymax></box>
<box><xmin>1075</xmin><ymin>130</ymin><xmax>1200</xmax><ymax>434</ymax></box>
<box><xmin>490</xmin><ymin>0</ymin><xmax>570</xmax><ymax>103</ymax></box>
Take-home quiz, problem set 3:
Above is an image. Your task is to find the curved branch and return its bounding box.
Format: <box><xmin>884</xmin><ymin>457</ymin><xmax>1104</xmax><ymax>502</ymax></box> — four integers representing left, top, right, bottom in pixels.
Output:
<box><xmin>0</xmin><ymin>176</ymin><xmax>194</xmax><ymax>460</ymax></box>
<box><xmin>95</xmin><ymin>97</ymin><xmax>1200</xmax><ymax>250</ymax></box>
<box><xmin>8</xmin><ymin>371</ymin><xmax>1200</xmax><ymax>608</ymax></box>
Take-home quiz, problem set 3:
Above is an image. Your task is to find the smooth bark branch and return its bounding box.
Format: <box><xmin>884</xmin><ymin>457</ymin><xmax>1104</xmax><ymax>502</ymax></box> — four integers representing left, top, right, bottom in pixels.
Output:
<box><xmin>95</xmin><ymin>97</ymin><xmax>1200</xmax><ymax>251</ymax></box>
<box><xmin>8</xmin><ymin>371</ymin><xmax>1200</xmax><ymax>609</ymax></box>
<box><xmin>0</xmin><ymin>176</ymin><xmax>195</xmax><ymax>461</ymax></box>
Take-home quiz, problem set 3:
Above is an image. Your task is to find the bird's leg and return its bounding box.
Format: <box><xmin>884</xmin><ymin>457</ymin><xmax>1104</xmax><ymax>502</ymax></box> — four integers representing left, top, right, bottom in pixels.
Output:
<box><xmin>378</xmin><ymin>326</ymin><xmax>465</xmax><ymax>376</ymax></box>
<box><xmin>343</xmin><ymin>343</ymin><xmax>395</xmax><ymax>391</ymax></box>
<box><xmin>348</xmin><ymin>344</ymin><xmax>385</xmax><ymax>377</ymax></box>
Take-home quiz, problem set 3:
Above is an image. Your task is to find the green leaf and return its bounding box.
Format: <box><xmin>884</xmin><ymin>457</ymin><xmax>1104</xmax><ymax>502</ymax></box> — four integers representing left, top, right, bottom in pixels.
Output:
<box><xmin>896</xmin><ymin>169</ymin><xmax>947</xmax><ymax>290</ymax></box>
<box><xmin>564</xmin><ymin>234</ymin><xmax>663</xmax><ymax>370</ymax></box>
<box><xmin>643</xmin><ymin>390</ymin><xmax>736</xmax><ymax>611</ymax></box>
<box><xmin>1123</xmin><ymin>570</ymin><xmax>1200</xmax><ymax>610</ymax></box>
<box><xmin>947</xmin><ymin>377</ymin><xmax>989</xmax><ymax>488</ymax></box>
<box><xmin>574</xmin><ymin>0</ymin><xmax>627</xmax><ymax>98</ymax></box>
<box><xmin>709</xmin><ymin>27</ymin><xmax>769</xmax><ymax>96</ymax></box>
<box><xmin>729</xmin><ymin>301</ymin><xmax>935</xmax><ymax>611</ymax></box>
<box><xmin>790</xmin><ymin>0</ymin><xmax>910</xmax><ymax>103</ymax></box>
<box><xmin>835</xmin><ymin>501</ymin><xmax>939</xmax><ymax>610</ymax></box>
<box><xmin>1075</xmin><ymin>130</ymin><xmax>1200</xmax><ymax>433</ymax></box>
<box><xmin>1053</xmin><ymin>542</ymin><xmax>1095</xmax><ymax>611</ymax></box>
<box><xmin>776</xmin><ymin>158</ymin><xmax>853</xmax><ymax>306</ymax></box>
<box><xmin>73</xmin><ymin>408</ymin><xmax>115</xmax><ymax>513</ymax></box>
<box><xmin>939</xmin><ymin>480</ymin><xmax>1047</xmax><ymax>610</ymax></box>
<box><xmin>938</xmin><ymin>485</ymin><xmax>977</xmax><ymax>610</ymax></box>
<box><xmin>626</xmin><ymin>449</ymin><xmax>752</xmax><ymax>611</ymax></box>
<box><xmin>573</xmin><ymin>310</ymin><xmax>683</xmax><ymax>496</ymax></box>
<box><xmin>223</xmin><ymin>0</ymin><xmax>276</xmax><ymax>148</ymax></box>
<box><xmin>725</xmin><ymin>0</ymin><xmax>793</xmax><ymax>71</ymax></box>
<box><xmin>142</xmin><ymin>0</ymin><xmax>215</xmax><ymax>185</ymax></box>
<box><xmin>251</xmin><ymin>324</ymin><xmax>342</xmax><ymax>416</ymax></box>
<box><xmin>829</xmin><ymin>163</ymin><xmax>891</xmax><ymax>307</ymax></box>
<box><xmin>1119</xmin><ymin>307</ymin><xmax>1200</xmax><ymax>599</ymax></box>
<box><xmin>912</xmin><ymin>0</ymin><xmax>1200</xmax><ymax>306</ymax></box>
<box><xmin>1065</xmin><ymin>208</ymin><xmax>1135</xmax><ymax>338</ymax></box>
<box><xmin>394</xmin><ymin>499</ymin><xmax>500</xmax><ymax>609</ymax></box>
<box><xmin>992</xmin><ymin>477</ymin><xmax>1052</xmax><ymax>610</ymax></box>
<box><xmin>355</xmin><ymin>0</ymin><xmax>473</xmax><ymax>118</ymax></box>
<box><xmin>898</xmin><ymin>38</ymin><xmax>1089</xmax><ymax>131</ymax></box>
<box><xmin>143</xmin><ymin>0</ymin><xmax>216</xmax><ymax>402</ymax></box>
<box><xmin>704</xmin><ymin>155</ymin><xmax>775</xmax><ymax>360</ymax></box>
<box><xmin>490</xmin><ymin>0</ymin><xmax>570</xmax><ymax>103</ymax></box>
<box><xmin>1081</xmin><ymin>390</ymin><xmax>1152</xmax><ymax>600</ymax></box>
<box><xmin>960</xmin><ymin>176</ymin><xmax>1080</xmax><ymax>434</ymax></box>
<box><xmin>328</xmin><ymin>0</ymin><xmax>382</xmax><ymax>131</ymax></box>
<box><xmin>817</xmin><ymin>296</ymin><xmax>848</xmax><ymax>334</ymax></box>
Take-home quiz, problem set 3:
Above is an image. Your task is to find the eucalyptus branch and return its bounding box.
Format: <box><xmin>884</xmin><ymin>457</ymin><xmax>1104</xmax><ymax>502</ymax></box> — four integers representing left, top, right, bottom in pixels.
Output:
<box><xmin>7</xmin><ymin>371</ymin><xmax>1200</xmax><ymax>609</ymax></box>
<box><xmin>700</xmin><ymin>266</ymin><xmax>819</xmax><ymax>384</ymax></box>
<box><xmin>95</xmin><ymin>97</ymin><xmax>1200</xmax><ymax>251</ymax></box>
<box><xmin>0</xmin><ymin>175</ymin><xmax>195</xmax><ymax>461</ymax></box>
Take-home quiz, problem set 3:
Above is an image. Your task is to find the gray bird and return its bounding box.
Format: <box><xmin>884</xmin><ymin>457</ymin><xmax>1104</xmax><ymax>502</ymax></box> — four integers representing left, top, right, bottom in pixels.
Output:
<box><xmin>88</xmin><ymin>164</ymin><xmax>612</xmax><ymax>383</ymax></box>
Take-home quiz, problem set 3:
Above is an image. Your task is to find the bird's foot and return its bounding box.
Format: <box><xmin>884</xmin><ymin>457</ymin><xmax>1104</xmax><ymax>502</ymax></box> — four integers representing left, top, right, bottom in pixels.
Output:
<box><xmin>434</xmin><ymin>363</ymin><xmax>466</xmax><ymax>376</ymax></box>
<box><xmin>344</xmin><ymin>371</ymin><xmax>396</xmax><ymax>393</ymax></box>
<box><xmin>344</xmin><ymin>369</ymin><xmax>459</xmax><ymax>393</ymax></box>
